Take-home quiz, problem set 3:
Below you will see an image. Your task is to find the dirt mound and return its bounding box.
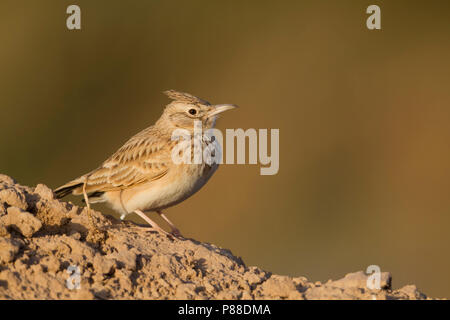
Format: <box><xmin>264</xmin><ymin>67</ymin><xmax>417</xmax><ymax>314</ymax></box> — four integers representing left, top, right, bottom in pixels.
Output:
<box><xmin>0</xmin><ymin>174</ymin><xmax>431</xmax><ymax>299</ymax></box>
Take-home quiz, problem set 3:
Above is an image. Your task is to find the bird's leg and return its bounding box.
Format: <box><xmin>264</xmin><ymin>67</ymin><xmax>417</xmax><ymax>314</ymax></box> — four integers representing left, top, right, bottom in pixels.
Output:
<box><xmin>82</xmin><ymin>176</ymin><xmax>97</xmax><ymax>230</ymax></box>
<box><xmin>133</xmin><ymin>209</ymin><xmax>171</xmax><ymax>237</ymax></box>
<box><xmin>157</xmin><ymin>210</ymin><xmax>182</xmax><ymax>237</ymax></box>
<box><xmin>119</xmin><ymin>191</ymin><xmax>127</xmax><ymax>221</ymax></box>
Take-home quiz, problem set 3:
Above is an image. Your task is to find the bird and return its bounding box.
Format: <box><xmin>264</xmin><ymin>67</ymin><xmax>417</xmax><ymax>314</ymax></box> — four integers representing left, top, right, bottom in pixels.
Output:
<box><xmin>54</xmin><ymin>90</ymin><xmax>237</xmax><ymax>237</ymax></box>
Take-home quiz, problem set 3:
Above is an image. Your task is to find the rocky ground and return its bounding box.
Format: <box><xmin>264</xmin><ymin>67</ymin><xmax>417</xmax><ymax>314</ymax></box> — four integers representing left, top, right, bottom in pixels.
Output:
<box><xmin>0</xmin><ymin>174</ymin><xmax>432</xmax><ymax>299</ymax></box>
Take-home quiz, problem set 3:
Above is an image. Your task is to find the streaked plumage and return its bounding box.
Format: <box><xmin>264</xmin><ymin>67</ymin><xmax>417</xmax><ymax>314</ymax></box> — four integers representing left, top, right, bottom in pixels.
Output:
<box><xmin>54</xmin><ymin>90</ymin><xmax>237</xmax><ymax>236</ymax></box>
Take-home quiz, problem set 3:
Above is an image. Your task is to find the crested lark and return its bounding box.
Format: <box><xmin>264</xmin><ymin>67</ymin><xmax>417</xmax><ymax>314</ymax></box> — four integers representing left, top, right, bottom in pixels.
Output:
<box><xmin>54</xmin><ymin>90</ymin><xmax>237</xmax><ymax>237</ymax></box>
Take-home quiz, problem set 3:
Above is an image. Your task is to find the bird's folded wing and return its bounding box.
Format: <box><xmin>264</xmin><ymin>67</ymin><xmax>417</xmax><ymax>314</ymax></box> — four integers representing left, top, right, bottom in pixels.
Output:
<box><xmin>84</xmin><ymin>134</ymin><xmax>176</xmax><ymax>192</ymax></box>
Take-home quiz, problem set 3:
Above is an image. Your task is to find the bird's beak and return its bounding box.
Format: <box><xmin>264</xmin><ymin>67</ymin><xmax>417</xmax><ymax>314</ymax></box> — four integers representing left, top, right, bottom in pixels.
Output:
<box><xmin>207</xmin><ymin>104</ymin><xmax>238</xmax><ymax>118</ymax></box>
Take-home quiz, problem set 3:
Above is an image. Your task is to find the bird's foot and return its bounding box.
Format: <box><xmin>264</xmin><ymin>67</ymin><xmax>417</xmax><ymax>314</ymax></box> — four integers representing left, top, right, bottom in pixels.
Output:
<box><xmin>133</xmin><ymin>209</ymin><xmax>174</xmax><ymax>239</ymax></box>
<box><xmin>170</xmin><ymin>227</ymin><xmax>182</xmax><ymax>238</ymax></box>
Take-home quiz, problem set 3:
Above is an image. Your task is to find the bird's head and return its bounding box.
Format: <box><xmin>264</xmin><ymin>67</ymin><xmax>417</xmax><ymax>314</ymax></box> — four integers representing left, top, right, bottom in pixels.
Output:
<box><xmin>158</xmin><ymin>90</ymin><xmax>237</xmax><ymax>131</ymax></box>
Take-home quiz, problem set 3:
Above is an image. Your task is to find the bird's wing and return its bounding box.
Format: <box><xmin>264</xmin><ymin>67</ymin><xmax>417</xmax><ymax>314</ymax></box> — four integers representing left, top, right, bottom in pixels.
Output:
<box><xmin>83</xmin><ymin>129</ymin><xmax>176</xmax><ymax>193</ymax></box>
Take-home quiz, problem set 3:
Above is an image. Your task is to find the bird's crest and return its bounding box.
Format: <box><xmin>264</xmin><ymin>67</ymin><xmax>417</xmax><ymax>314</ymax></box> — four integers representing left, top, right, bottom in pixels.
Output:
<box><xmin>164</xmin><ymin>90</ymin><xmax>211</xmax><ymax>106</ymax></box>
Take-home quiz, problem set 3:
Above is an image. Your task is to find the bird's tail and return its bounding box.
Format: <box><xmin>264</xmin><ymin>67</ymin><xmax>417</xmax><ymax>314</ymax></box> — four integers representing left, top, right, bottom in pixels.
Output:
<box><xmin>54</xmin><ymin>177</ymin><xmax>85</xmax><ymax>199</ymax></box>
<box><xmin>54</xmin><ymin>176</ymin><xmax>106</xmax><ymax>203</ymax></box>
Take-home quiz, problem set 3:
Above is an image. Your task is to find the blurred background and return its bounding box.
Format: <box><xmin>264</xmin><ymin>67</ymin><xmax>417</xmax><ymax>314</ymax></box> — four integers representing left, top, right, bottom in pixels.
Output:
<box><xmin>1</xmin><ymin>0</ymin><xmax>449</xmax><ymax>297</ymax></box>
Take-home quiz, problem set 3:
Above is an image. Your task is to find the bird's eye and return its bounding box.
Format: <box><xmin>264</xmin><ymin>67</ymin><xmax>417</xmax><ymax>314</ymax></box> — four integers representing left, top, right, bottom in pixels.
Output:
<box><xmin>188</xmin><ymin>109</ymin><xmax>197</xmax><ymax>115</ymax></box>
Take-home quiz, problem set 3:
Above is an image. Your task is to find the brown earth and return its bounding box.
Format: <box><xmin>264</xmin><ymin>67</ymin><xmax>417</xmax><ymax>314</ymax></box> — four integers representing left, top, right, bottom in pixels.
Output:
<box><xmin>0</xmin><ymin>174</ymin><xmax>432</xmax><ymax>299</ymax></box>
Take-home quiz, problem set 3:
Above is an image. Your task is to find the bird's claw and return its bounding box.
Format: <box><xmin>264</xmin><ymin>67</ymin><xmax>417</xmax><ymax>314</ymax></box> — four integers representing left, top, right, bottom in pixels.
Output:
<box><xmin>170</xmin><ymin>228</ymin><xmax>182</xmax><ymax>238</ymax></box>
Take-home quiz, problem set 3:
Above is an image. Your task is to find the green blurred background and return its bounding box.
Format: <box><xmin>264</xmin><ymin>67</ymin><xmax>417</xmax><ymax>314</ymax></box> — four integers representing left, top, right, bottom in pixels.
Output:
<box><xmin>1</xmin><ymin>0</ymin><xmax>449</xmax><ymax>297</ymax></box>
